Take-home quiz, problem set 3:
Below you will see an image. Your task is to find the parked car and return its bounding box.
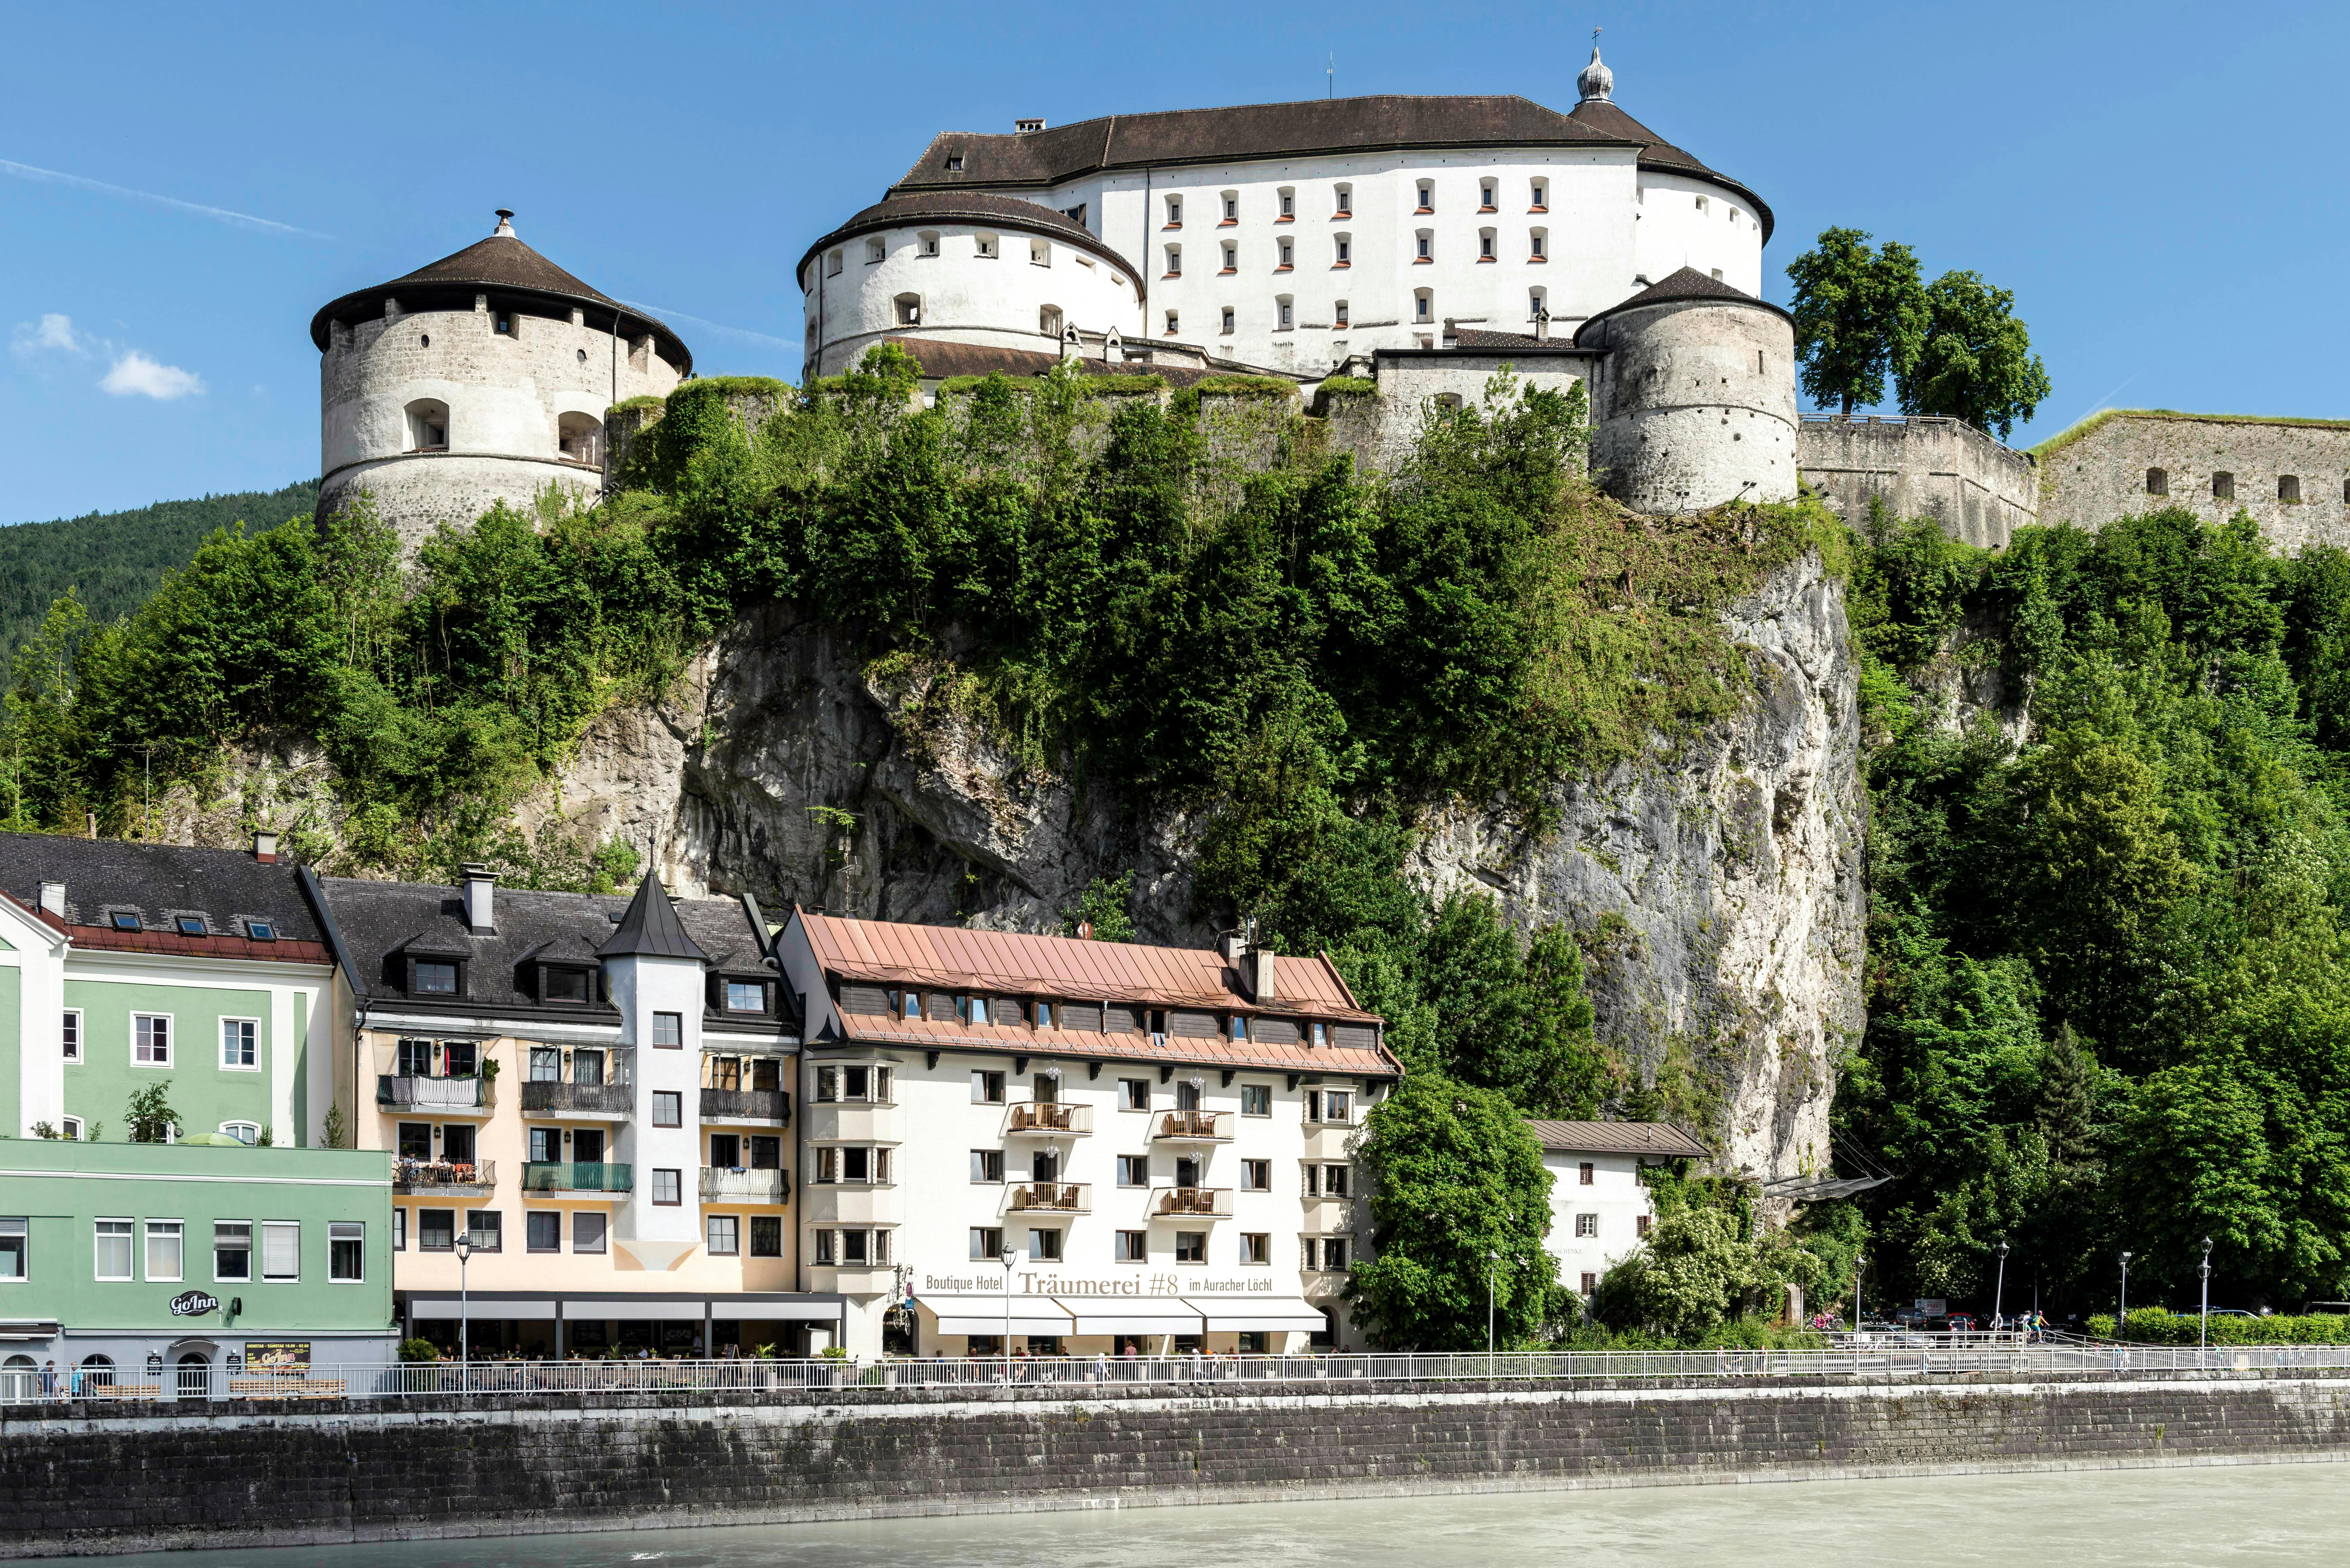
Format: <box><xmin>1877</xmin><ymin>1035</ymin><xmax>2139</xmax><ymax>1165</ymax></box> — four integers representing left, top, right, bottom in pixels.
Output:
<box><xmin>1943</xmin><ymin>1313</ymin><xmax>1977</xmax><ymax>1333</ymax></box>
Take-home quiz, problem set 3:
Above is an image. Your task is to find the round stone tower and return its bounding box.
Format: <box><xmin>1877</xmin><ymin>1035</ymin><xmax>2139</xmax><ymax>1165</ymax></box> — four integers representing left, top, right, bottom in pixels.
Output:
<box><xmin>310</xmin><ymin>211</ymin><xmax>691</xmax><ymax>555</ymax></box>
<box><xmin>1577</xmin><ymin>267</ymin><xmax>1798</xmax><ymax>512</ymax></box>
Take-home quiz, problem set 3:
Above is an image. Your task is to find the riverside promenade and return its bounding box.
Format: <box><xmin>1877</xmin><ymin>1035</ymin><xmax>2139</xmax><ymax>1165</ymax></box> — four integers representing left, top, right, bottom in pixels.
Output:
<box><xmin>7</xmin><ymin>1346</ymin><xmax>2350</xmax><ymax>1557</ymax></box>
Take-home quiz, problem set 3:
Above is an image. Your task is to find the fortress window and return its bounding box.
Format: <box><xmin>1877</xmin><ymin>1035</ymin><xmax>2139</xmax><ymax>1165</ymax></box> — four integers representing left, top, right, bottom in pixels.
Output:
<box><xmin>1334</xmin><ymin>300</ymin><xmax>1349</xmax><ymax>327</ymax></box>
<box><xmin>1276</xmin><ymin>296</ymin><xmax>1294</xmax><ymax>330</ymax></box>
<box><xmin>866</xmin><ymin>238</ymin><xmax>885</xmax><ymax>264</ymax></box>
<box><xmin>1436</xmin><ymin>393</ymin><xmax>1464</xmax><ymax>412</ymax></box>
<box><xmin>1528</xmin><ymin>287</ymin><xmax>1546</xmax><ymax>321</ymax></box>
<box><xmin>2146</xmin><ymin>467</ymin><xmax>2169</xmax><ymax>497</ymax></box>
<box><xmin>1333</xmin><ymin>234</ymin><xmax>1350</xmax><ymax>266</ymax></box>
<box><xmin>975</xmin><ymin>232</ymin><xmax>997</xmax><ymax>258</ymax></box>
<box><xmin>1333</xmin><ymin>184</ymin><xmax>1351</xmax><ymax>216</ymax></box>
<box><xmin>419</xmin><ymin>333</ymin><xmax>430</xmax><ymax>348</ymax></box>
<box><xmin>1731</xmin><ymin>207</ymin><xmax>1742</xmax><ymax>225</ymax></box>
<box><xmin>1165</xmin><ymin>244</ymin><xmax>1181</xmax><ymax>276</ymax></box>
<box><xmin>1221</xmin><ymin>242</ymin><xmax>1237</xmax><ymax>273</ymax></box>
<box><xmin>894</xmin><ymin>293</ymin><xmax>923</xmax><ymax>326</ymax></box>
<box><xmin>1277</xmin><ymin>238</ymin><xmax>1293</xmax><ymax>270</ymax></box>
<box><xmin>405</xmin><ymin>399</ymin><xmax>449</xmax><ymax>453</ymax></box>
<box><xmin>1220</xmin><ymin>307</ymin><xmax>1235</xmax><ymax>335</ymax></box>
<box><xmin>1529</xmin><ymin>228</ymin><xmax>1547</xmax><ymax>260</ymax></box>
<box><xmin>919</xmin><ymin>231</ymin><xmax>940</xmax><ymax>257</ymax></box>
<box><xmin>1165</xmin><ymin>195</ymin><xmax>1182</xmax><ymax>226</ymax></box>
<box><xmin>1415</xmin><ymin>179</ymin><xmax>1434</xmax><ymax>213</ymax></box>
<box><xmin>1695</xmin><ymin>195</ymin><xmax>1709</xmax><ymax>214</ymax></box>
<box><xmin>1478</xmin><ymin>229</ymin><xmax>1497</xmax><ymax>261</ymax></box>
<box><xmin>1529</xmin><ymin>179</ymin><xmax>1547</xmax><ymax>211</ymax></box>
<box><xmin>1039</xmin><ymin>305</ymin><xmax>1063</xmax><ymax>338</ymax></box>
<box><xmin>2213</xmin><ymin>470</ymin><xmax>2235</xmax><ymax>501</ymax></box>
<box><xmin>1479</xmin><ymin>181</ymin><xmax>1496</xmax><ymax>210</ymax></box>
<box><xmin>826</xmin><ymin>249</ymin><xmax>844</xmax><ymax>277</ymax></box>
<box><xmin>1222</xmin><ymin>192</ymin><xmax>1239</xmax><ymax>223</ymax></box>
<box><xmin>2343</xmin><ymin>478</ymin><xmax>2350</xmax><ymax>503</ymax></box>
<box><xmin>575</xmin><ymin>348</ymin><xmax>587</xmax><ymax>364</ymax></box>
<box><xmin>1414</xmin><ymin>288</ymin><xmax>1433</xmax><ymax>322</ymax></box>
<box><xmin>1415</xmin><ymin>230</ymin><xmax>1433</xmax><ymax>262</ymax></box>
<box><xmin>1278</xmin><ymin>187</ymin><xmax>1295</xmax><ymax>219</ymax></box>
<box><xmin>2281</xmin><ymin>475</ymin><xmax>2303</xmax><ymax>502</ymax></box>
<box><xmin>1165</xmin><ymin>309</ymin><xmax>1179</xmax><ymax>336</ymax></box>
<box><xmin>494</xmin><ymin>309</ymin><xmax>515</xmax><ymax>336</ymax></box>
<box><xmin>558</xmin><ymin>413</ymin><xmax>601</xmax><ymax>466</ymax></box>
<box><xmin>1031</xmin><ymin>238</ymin><xmax>1051</xmax><ymax>267</ymax></box>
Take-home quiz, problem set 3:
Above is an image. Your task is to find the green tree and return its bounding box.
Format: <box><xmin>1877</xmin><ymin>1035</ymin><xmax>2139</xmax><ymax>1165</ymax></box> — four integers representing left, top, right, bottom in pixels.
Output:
<box><xmin>1591</xmin><ymin>1199</ymin><xmax>1761</xmax><ymax>1341</ymax></box>
<box><xmin>1346</xmin><ymin>1073</ymin><xmax>1564</xmax><ymax>1349</ymax></box>
<box><xmin>1785</xmin><ymin>228</ymin><xmax>1927</xmax><ymax>416</ymax></box>
<box><xmin>1061</xmin><ymin>871</ymin><xmax>1137</xmax><ymax>941</ymax></box>
<box><xmin>1896</xmin><ymin>270</ymin><xmax>2052</xmax><ymax>439</ymax></box>
<box><xmin>125</xmin><ymin>1084</ymin><xmax>178</xmax><ymax>1144</ymax></box>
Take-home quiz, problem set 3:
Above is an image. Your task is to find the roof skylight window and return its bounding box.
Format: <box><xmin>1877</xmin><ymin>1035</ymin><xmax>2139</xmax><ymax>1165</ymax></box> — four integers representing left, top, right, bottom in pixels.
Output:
<box><xmin>110</xmin><ymin>912</ymin><xmax>142</xmax><ymax>932</ymax></box>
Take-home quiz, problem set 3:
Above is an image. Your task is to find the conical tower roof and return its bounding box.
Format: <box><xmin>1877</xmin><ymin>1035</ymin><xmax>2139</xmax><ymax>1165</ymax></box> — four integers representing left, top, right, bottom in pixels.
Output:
<box><xmin>598</xmin><ymin>872</ymin><xmax>709</xmax><ymax>962</ymax></box>
<box><xmin>308</xmin><ymin>210</ymin><xmax>690</xmax><ymax>370</ymax></box>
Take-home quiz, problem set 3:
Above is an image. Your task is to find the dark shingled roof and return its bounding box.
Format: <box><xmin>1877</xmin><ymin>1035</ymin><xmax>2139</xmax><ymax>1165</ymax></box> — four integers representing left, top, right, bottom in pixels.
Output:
<box><xmin>308</xmin><ymin>220</ymin><xmax>692</xmax><ymax>372</ymax></box>
<box><xmin>1525</xmin><ymin>1120</ymin><xmax>1710</xmax><ymax>1158</ymax></box>
<box><xmin>0</xmin><ymin>831</ymin><xmax>324</xmax><ymax>946</ymax></box>
<box><xmin>601</xmin><ymin>874</ymin><xmax>708</xmax><ymax>962</ymax></box>
<box><xmin>318</xmin><ymin>875</ymin><xmax>789</xmax><ymax>1036</ymax></box>
<box><xmin>1573</xmin><ymin>266</ymin><xmax>1793</xmax><ymax>346</ymax></box>
<box><xmin>879</xmin><ymin>336</ymin><xmax>1225</xmax><ymax>389</ymax></box>
<box><xmin>1443</xmin><ymin>329</ymin><xmax>1598</xmax><ymax>353</ymax></box>
<box><xmin>797</xmin><ymin>191</ymin><xmax>1139</xmax><ymax>289</ymax></box>
<box><xmin>889</xmin><ymin>94</ymin><xmax>1770</xmax><ymax>241</ymax></box>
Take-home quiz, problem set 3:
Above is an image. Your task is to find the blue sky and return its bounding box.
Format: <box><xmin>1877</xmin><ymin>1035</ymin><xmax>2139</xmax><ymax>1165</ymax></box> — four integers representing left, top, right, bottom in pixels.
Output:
<box><xmin>2</xmin><ymin>0</ymin><xmax>2341</xmax><ymax>525</ymax></box>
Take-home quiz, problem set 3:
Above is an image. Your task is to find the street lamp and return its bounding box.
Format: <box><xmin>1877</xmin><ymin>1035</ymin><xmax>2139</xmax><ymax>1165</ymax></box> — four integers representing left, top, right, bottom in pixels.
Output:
<box><xmin>1993</xmin><ymin>1241</ymin><xmax>2010</xmax><ymax>1337</ymax></box>
<box><xmin>454</xmin><ymin>1232</ymin><xmax>474</xmax><ymax>1378</ymax></box>
<box><xmin>2117</xmin><ymin>1251</ymin><xmax>2133</xmax><ymax>1345</ymax></box>
<box><xmin>1000</xmin><ymin>1241</ymin><xmax>1020</xmax><ymax>1376</ymax></box>
<box><xmin>1853</xmin><ymin>1252</ymin><xmax>1865</xmax><ymax>1333</ymax></box>
<box><xmin>2199</xmin><ymin>1237</ymin><xmax>2214</xmax><ymax>1350</ymax></box>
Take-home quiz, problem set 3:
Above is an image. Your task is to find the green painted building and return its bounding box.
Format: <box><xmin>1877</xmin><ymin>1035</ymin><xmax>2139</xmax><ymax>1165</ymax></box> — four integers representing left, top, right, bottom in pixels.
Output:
<box><xmin>1</xmin><ymin>832</ymin><xmax>397</xmax><ymax>1384</ymax></box>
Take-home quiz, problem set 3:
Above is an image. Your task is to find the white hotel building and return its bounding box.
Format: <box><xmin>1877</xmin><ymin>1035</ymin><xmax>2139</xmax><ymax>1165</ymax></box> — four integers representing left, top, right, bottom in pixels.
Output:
<box><xmin>775</xmin><ymin>912</ymin><xmax>1401</xmax><ymax>1357</ymax></box>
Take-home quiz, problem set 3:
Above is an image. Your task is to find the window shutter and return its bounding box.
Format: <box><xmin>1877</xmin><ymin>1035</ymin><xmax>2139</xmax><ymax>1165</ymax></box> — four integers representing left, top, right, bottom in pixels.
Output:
<box><xmin>263</xmin><ymin>1221</ymin><xmax>300</xmax><ymax>1279</ymax></box>
<box><xmin>1061</xmin><ymin>1002</ymin><xmax>1103</xmax><ymax>1032</ymax></box>
<box><xmin>1253</xmin><ymin>1016</ymin><xmax>1300</xmax><ymax>1046</ymax></box>
<box><xmin>991</xmin><ymin>997</ymin><xmax>1026</xmax><ymax>1026</ymax></box>
<box><xmin>840</xmin><ymin>984</ymin><xmax>890</xmax><ymax>1016</ymax></box>
<box><xmin>1104</xmin><ymin>1004</ymin><xmax>1142</xmax><ymax>1033</ymax></box>
<box><xmin>1331</xmin><ymin>1023</ymin><xmax>1376</xmax><ymax>1051</ymax></box>
<box><xmin>1169</xmin><ymin>1010</ymin><xmax>1217</xmax><ymax>1038</ymax></box>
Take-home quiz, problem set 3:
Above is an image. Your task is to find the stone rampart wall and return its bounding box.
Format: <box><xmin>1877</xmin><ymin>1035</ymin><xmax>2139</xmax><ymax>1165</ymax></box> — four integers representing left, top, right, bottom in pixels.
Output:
<box><xmin>1797</xmin><ymin>415</ymin><xmax>2037</xmax><ymax>548</ymax></box>
<box><xmin>2036</xmin><ymin>413</ymin><xmax>2350</xmax><ymax>553</ymax></box>
<box><xmin>6</xmin><ymin>1370</ymin><xmax>2349</xmax><ymax>1557</ymax></box>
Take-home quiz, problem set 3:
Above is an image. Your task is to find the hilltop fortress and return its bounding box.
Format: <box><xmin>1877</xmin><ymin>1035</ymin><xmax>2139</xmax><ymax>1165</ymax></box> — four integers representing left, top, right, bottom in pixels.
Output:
<box><xmin>309</xmin><ymin>55</ymin><xmax>2350</xmax><ymax>558</ymax></box>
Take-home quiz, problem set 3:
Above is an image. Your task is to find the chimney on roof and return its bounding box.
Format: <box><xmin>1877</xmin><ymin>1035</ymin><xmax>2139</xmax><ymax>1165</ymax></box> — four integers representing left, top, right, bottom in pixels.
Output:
<box><xmin>460</xmin><ymin>863</ymin><xmax>496</xmax><ymax>933</ymax></box>
<box><xmin>1220</xmin><ymin>928</ymin><xmax>1246</xmax><ymax>966</ymax></box>
<box><xmin>252</xmin><ymin>829</ymin><xmax>280</xmax><ymax>864</ymax></box>
<box><xmin>1532</xmin><ymin>305</ymin><xmax>1551</xmax><ymax>344</ymax></box>
<box><xmin>1014</xmin><ymin>118</ymin><xmax>1046</xmax><ymax>134</ymax></box>
<box><xmin>1239</xmin><ymin>945</ymin><xmax>1278</xmax><ymax>1005</ymax></box>
<box><xmin>38</xmin><ymin>882</ymin><xmax>64</xmax><ymax>920</ymax></box>
<box><xmin>493</xmin><ymin>208</ymin><xmax>516</xmax><ymax>237</ymax></box>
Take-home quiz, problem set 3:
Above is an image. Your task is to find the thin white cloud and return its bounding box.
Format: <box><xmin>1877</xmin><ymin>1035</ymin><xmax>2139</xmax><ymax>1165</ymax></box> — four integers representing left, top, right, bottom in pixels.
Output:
<box><xmin>11</xmin><ymin>313</ymin><xmax>90</xmax><ymax>357</ymax></box>
<box><xmin>101</xmin><ymin>351</ymin><xmax>204</xmax><ymax>400</ymax></box>
<box><xmin>0</xmin><ymin>158</ymin><xmax>333</xmax><ymax>240</ymax></box>
<box><xmin>623</xmin><ymin>300</ymin><xmax>800</xmax><ymax>353</ymax></box>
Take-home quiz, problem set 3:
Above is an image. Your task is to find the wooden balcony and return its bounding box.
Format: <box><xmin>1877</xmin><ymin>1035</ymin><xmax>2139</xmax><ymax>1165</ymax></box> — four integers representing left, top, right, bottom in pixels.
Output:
<box><xmin>1007</xmin><ymin>1181</ymin><xmax>1091</xmax><ymax>1214</ymax></box>
<box><xmin>1150</xmin><ymin>1109</ymin><xmax>1233</xmax><ymax>1144</ymax></box>
<box><xmin>1005</xmin><ymin>1102</ymin><xmax>1092</xmax><ymax>1137</ymax></box>
<box><xmin>1152</xmin><ymin>1186</ymin><xmax>1233</xmax><ymax>1219</ymax></box>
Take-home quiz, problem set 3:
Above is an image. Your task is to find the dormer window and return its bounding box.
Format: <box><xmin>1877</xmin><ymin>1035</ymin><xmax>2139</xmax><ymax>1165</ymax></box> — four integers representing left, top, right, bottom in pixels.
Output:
<box><xmin>246</xmin><ymin>920</ymin><xmax>276</xmax><ymax>941</ymax></box>
<box><xmin>543</xmin><ymin>967</ymin><xmax>589</xmax><ymax>1004</ymax></box>
<box><xmin>175</xmin><ymin>917</ymin><xmax>205</xmax><ymax>936</ymax></box>
<box><xmin>725</xmin><ymin>980</ymin><xmax>767</xmax><ymax>1014</ymax></box>
<box><xmin>413</xmin><ymin>961</ymin><xmax>458</xmax><ymax>996</ymax></box>
<box><xmin>945</xmin><ymin>154</ymin><xmax>965</xmax><ymax>172</ymax></box>
<box><xmin>110</xmin><ymin>912</ymin><xmax>142</xmax><ymax>932</ymax></box>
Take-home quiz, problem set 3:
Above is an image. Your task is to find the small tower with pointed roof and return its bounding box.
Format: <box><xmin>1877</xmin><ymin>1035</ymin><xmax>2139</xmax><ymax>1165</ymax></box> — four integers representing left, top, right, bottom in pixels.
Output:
<box><xmin>310</xmin><ymin>211</ymin><xmax>693</xmax><ymax>556</ymax></box>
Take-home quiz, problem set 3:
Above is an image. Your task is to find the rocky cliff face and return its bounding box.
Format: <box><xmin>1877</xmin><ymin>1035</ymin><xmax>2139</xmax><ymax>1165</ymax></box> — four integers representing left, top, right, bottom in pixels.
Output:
<box><xmin>535</xmin><ymin>552</ymin><xmax>1863</xmax><ymax>1185</ymax></box>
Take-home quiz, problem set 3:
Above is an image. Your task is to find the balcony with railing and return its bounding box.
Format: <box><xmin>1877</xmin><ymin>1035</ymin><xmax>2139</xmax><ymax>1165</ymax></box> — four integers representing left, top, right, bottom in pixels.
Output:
<box><xmin>1150</xmin><ymin>1109</ymin><xmax>1233</xmax><ymax>1144</ymax></box>
<box><xmin>700</xmin><ymin>1087</ymin><xmax>790</xmax><ymax>1124</ymax></box>
<box><xmin>1005</xmin><ymin>1102</ymin><xmax>1092</xmax><ymax>1138</ymax></box>
<box><xmin>699</xmin><ymin>1166</ymin><xmax>791</xmax><ymax>1204</ymax></box>
<box><xmin>393</xmin><ymin>1158</ymin><xmax>496</xmax><ymax>1196</ymax></box>
<box><xmin>1007</xmin><ymin>1181</ymin><xmax>1091</xmax><ymax>1214</ymax></box>
<box><xmin>377</xmin><ymin>1074</ymin><xmax>493</xmax><ymax>1112</ymax></box>
<box><xmin>519</xmin><ymin>1081</ymin><xmax>634</xmax><ymax>1118</ymax></box>
<box><xmin>1152</xmin><ymin>1186</ymin><xmax>1233</xmax><ymax>1219</ymax></box>
<box><xmin>520</xmin><ymin>1161</ymin><xmax>633</xmax><ymax>1193</ymax></box>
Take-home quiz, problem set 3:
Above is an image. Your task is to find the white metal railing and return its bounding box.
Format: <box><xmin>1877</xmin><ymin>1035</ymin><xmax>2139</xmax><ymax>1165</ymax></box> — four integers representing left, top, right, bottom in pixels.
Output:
<box><xmin>13</xmin><ymin>1342</ymin><xmax>2350</xmax><ymax>1406</ymax></box>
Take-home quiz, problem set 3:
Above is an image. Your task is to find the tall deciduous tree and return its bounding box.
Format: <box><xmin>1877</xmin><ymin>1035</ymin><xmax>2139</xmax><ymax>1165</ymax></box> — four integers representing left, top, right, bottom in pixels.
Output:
<box><xmin>1785</xmin><ymin>228</ymin><xmax>1927</xmax><ymax>416</ymax></box>
<box><xmin>1346</xmin><ymin>1073</ymin><xmax>1565</xmax><ymax>1349</ymax></box>
<box><xmin>1896</xmin><ymin>270</ymin><xmax>2052</xmax><ymax>439</ymax></box>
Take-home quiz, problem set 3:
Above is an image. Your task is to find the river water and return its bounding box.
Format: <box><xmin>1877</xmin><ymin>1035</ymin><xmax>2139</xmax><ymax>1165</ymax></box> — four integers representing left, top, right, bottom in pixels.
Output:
<box><xmin>62</xmin><ymin>1462</ymin><xmax>2350</xmax><ymax>1567</ymax></box>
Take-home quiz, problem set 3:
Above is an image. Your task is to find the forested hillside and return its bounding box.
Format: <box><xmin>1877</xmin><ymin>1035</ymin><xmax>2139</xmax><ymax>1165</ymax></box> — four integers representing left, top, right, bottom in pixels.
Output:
<box><xmin>0</xmin><ymin>482</ymin><xmax>318</xmax><ymax>680</ymax></box>
<box><xmin>11</xmin><ymin>346</ymin><xmax>2350</xmax><ymax>1339</ymax></box>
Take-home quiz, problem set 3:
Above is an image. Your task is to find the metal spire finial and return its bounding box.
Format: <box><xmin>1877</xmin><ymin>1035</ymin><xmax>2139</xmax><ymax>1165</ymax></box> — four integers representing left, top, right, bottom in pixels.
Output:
<box><xmin>1578</xmin><ymin>31</ymin><xmax>1614</xmax><ymax>103</ymax></box>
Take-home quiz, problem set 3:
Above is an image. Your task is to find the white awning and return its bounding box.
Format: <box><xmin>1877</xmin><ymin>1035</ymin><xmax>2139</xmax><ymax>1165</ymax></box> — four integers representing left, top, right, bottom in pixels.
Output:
<box><xmin>731</xmin><ymin>1298</ymin><xmax>846</xmax><ymax>1322</ymax></box>
<box><xmin>920</xmin><ymin>1295</ymin><xmax>1075</xmax><ymax>1336</ymax></box>
<box><xmin>560</xmin><ymin>1299</ymin><xmax>707</xmax><ymax>1322</ymax></box>
<box><xmin>1054</xmin><ymin>1297</ymin><xmax>1205</xmax><ymax>1335</ymax></box>
<box><xmin>409</xmin><ymin>1298</ymin><xmax>560</xmax><ymax>1321</ymax></box>
<box><xmin>1185</xmin><ymin>1296</ymin><xmax>1329</xmax><ymax>1332</ymax></box>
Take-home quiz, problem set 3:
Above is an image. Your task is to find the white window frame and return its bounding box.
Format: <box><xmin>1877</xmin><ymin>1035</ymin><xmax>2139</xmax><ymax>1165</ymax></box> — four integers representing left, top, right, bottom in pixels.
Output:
<box><xmin>94</xmin><ymin>1219</ymin><xmax>133</xmax><ymax>1282</ymax></box>
<box><xmin>213</xmin><ymin>1219</ymin><xmax>253</xmax><ymax>1282</ymax></box>
<box><xmin>261</xmin><ymin>1220</ymin><xmax>300</xmax><ymax>1282</ymax></box>
<box><xmin>706</xmin><ymin>1215</ymin><xmax>740</xmax><ymax>1257</ymax></box>
<box><xmin>219</xmin><ymin>1122</ymin><xmax>261</xmax><ymax>1145</ymax></box>
<box><xmin>131</xmin><ymin>1012</ymin><xmax>172</xmax><ymax>1068</ymax></box>
<box><xmin>968</xmin><ymin>1226</ymin><xmax>1003</xmax><ymax>1261</ymax></box>
<box><xmin>0</xmin><ymin>1217</ymin><xmax>26</xmax><ymax>1281</ymax></box>
<box><xmin>1114</xmin><ymin>1229</ymin><xmax>1147</xmax><ymax>1263</ymax></box>
<box><xmin>61</xmin><ymin>1009</ymin><xmax>81</xmax><ymax>1062</ymax></box>
<box><xmin>219</xmin><ymin>1016</ymin><xmax>260</xmax><ymax>1071</ymax></box>
<box><xmin>59</xmin><ymin>1116</ymin><xmax>83</xmax><ymax>1142</ymax></box>
<box><xmin>1575</xmin><ymin>1212</ymin><xmax>1599</xmax><ymax>1238</ymax></box>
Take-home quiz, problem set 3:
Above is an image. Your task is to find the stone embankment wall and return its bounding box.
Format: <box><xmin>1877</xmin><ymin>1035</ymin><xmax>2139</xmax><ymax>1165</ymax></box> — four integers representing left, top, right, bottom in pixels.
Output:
<box><xmin>6</xmin><ymin>1370</ymin><xmax>2349</xmax><ymax>1557</ymax></box>
<box><xmin>1797</xmin><ymin>414</ymin><xmax>2037</xmax><ymax>547</ymax></box>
